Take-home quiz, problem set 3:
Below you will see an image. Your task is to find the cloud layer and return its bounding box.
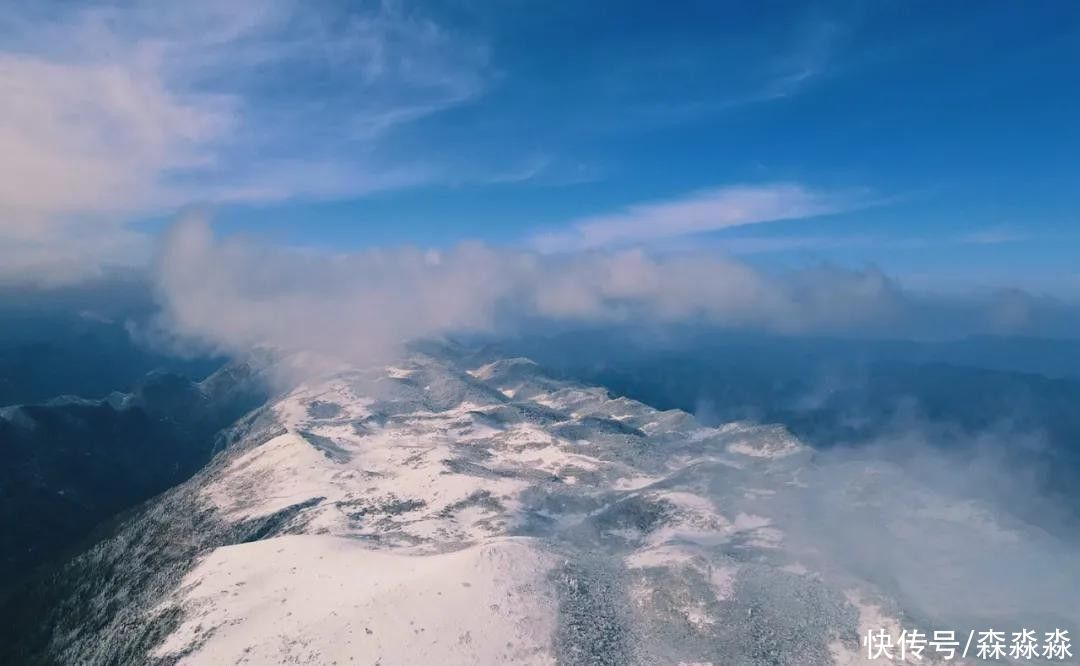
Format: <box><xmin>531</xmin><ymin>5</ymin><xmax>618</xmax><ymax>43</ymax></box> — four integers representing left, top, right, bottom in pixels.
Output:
<box><xmin>153</xmin><ymin>215</ymin><xmax>1080</xmax><ymax>368</ymax></box>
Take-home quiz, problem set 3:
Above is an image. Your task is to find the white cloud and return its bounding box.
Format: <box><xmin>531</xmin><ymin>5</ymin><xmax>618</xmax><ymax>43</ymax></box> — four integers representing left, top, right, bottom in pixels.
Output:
<box><xmin>959</xmin><ymin>227</ymin><xmax>1027</xmax><ymax>245</ymax></box>
<box><xmin>155</xmin><ymin>215</ymin><xmax>1080</xmax><ymax>368</ymax></box>
<box><xmin>0</xmin><ymin>220</ymin><xmax>152</xmax><ymax>288</ymax></box>
<box><xmin>152</xmin><ymin>214</ymin><xmax>944</xmax><ymax>367</ymax></box>
<box><xmin>0</xmin><ymin>0</ymin><xmax>488</xmax><ymax>283</ymax></box>
<box><xmin>0</xmin><ymin>51</ymin><xmax>225</xmax><ymax>224</ymax></box>
<box><xmin>532</xmin><ymin>184</ymin><xmax>865</xmax><ymax>251</ymax></box>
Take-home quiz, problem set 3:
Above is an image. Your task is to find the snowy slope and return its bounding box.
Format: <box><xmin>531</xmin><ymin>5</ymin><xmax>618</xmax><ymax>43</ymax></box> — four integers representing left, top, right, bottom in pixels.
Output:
<box><xmin>148</xmin><ymin>353</ymin><xmax>844</xmax><ymax>665</ymax></box>
<box><xmin>155</xmin><ymin>535</ymin><xmax>557</xmax><ymax>665</ymax></box>
<box><xmin>12</xmin><ymin>347</ymin><xmax>1078</xmax><ymax>665</ymax></box>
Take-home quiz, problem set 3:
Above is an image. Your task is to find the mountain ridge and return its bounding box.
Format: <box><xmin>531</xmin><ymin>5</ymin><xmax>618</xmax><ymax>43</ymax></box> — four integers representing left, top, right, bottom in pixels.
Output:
<box><xmin>2</xmin><ymin>348</ymin><xmax>1076</xmax><ymax>665</ymax></box>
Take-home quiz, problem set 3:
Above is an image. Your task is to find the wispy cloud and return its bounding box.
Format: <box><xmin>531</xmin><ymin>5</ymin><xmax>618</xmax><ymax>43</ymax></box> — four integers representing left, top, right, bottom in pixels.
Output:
<box><xmin>959</xmin><ymin>227</ymin><xmax>1029</xmax><ymax>245</ymax></box>
<box><xmin>0</xmin><ymin>0</ymin><xmax>488</xmax><ymax>283</ymax></box>
<box><xmin>759</xmin><ymin>18</ymin><xmax>843</xmax><ymax>100</ymax></box>
<box><xmin>532</xmin><ymin>184</ymin><xmax>868</xmax><ymax>252</ymax></box>
<box><xmin>610</xmin><ymin>16</ymin><xmax>846</xmax><ymax>130</ymax></box>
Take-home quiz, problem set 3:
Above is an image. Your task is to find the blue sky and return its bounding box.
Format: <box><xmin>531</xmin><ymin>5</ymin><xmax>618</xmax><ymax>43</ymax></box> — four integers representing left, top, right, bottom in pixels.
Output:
<box><xmin>2</xmin><ymin>0</ymin><xmax>1079</xmax><ymax>294</ymax></box>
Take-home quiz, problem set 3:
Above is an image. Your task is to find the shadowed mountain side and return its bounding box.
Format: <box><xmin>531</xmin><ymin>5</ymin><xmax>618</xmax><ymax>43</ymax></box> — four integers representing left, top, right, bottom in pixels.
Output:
<box><xmin>0</xmin><ymin>284</ymin><xmax>223</xmax><ymax>406</ymax></box>
<box><xmin>0</xmin><ymin>359</ymin><xmax>269</xmax><ymax>587</ymax></box>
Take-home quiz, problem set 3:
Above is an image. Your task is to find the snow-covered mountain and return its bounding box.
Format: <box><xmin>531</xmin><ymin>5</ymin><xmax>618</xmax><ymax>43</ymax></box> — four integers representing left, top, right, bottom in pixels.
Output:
<box><xmin>4</xmin><ymin>347</ymin><xmax>1077</xmax><ymax>665</ymax></box>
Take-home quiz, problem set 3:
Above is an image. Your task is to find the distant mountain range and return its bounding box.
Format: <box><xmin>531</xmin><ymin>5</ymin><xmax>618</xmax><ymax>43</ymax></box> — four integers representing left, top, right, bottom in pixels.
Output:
<box><xmin>0</xmin><ymin>359</ymin><xmax>268</xmax><ymax>588</ymax></box>
<box><xmin>0</xmin><ymin>311</ymin><xmax>221</xmax><ymax>407</ymax></box>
